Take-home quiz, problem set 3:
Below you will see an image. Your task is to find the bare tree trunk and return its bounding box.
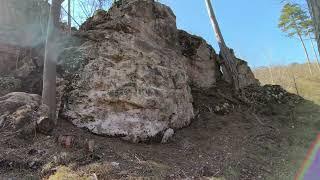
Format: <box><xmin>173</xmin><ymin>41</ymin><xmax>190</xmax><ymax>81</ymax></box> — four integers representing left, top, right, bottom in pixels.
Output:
<box><xmin>292</xmin><ymin>74</ymin><xmax>299</xmax><ymax>96</ymax></box>
<box><xmin>204</xmin><ymin>0</ymin><xmax>240</xmax><ymax>90</ymax></box>
<box><xmin>268</xmin><ymin>65</ymin><xmax>275</xmax><ymax>84</ymax></box>
<box><xmin>52</xmin><ymin>0</ymin><xmax>64</xmax><ymax>28</ymax></box>
<box><xmin>309</xmin><ymin>34</ymin><xmax>320</xmax><ymax>72</ymax></box>
<box><xmin>68</xmin><ymin>0</ymin><xmax>71</xmax><ymax>33</ymax></box>
<box><xmin>264</xmin><ymin>53</ymin><xmax>275</xmax><ymax>84</ymax></box>
<box><xmin>307</xmin><ymin>0</ymin><xmax>320</xmax><ymax>54</ymax></box>
<box><xmin>297</xmin><ymin>32</ymin><xmax>313</xmax><ymax>76</ymax></box>
<box><xmin>38</xmin><ymin>0</ymin><xmax>64</xmax><ymax>133</ymax></box>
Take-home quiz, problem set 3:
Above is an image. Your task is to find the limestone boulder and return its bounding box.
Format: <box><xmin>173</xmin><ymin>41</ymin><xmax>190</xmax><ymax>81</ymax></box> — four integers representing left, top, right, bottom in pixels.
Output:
<box><xmin>60</xmin><ymin>0</ymin><xmax>194</xmax><ymax>142</ymax></box>
<box><xmin>58</xmin><ymin>0</ymin><xmax>258</xmax><ymax>142</ymax></box>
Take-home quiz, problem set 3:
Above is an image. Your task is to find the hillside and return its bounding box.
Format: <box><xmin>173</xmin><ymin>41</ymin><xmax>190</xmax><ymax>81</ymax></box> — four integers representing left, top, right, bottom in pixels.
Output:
<box><xmin>0</xmin><ymin>1</ymin><xmax>320</xmax><ymax>180</ymax></box>
<box><xmin>254</xmin><ymin>63</ymin><xmax>320</xmax><ymax>104</ymax></box>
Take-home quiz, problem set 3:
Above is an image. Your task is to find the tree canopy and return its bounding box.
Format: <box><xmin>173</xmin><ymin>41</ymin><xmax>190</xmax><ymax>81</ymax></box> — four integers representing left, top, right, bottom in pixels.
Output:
<box><xmin>278</xmin><ymin>3</ymin><xmax>311</xmax><ymax>37</ymax></box>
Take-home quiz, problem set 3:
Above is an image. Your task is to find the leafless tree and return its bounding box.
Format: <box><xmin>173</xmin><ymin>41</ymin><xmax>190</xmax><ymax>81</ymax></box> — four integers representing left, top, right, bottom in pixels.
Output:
<box><xmin>38</xmin><ymin>0</ymin><xmax>64</xmax><ymax>133</ymax></box>
<box><xmin>204</xmin><ymin>0</ymin><xmax>240</xmax><ymax>90</ymax></box>
<box><xmin>68</xmin><ymin>0</ymin><xmax>71</xmax><ymax>33</ymax></box>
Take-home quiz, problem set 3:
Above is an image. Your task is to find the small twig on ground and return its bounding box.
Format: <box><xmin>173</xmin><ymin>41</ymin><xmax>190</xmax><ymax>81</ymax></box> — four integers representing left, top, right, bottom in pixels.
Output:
<box><xmin>0</xmin><ymin>118</ymin><xmax>4</xmax><ymax>128</ymax></box>
<box><xmin>205</xmin><ymin>105</ymin><xmax>213</xmax><ymax>112</ymax></box>
<box><xmin>214</xmin><ymin>169</ymin><xmax>221</xmax><ymax>176</ymax></box>
<box><xmin>134</xmin><ymin>155</ymin><xmax>142</xmax><ymax>163</ymax></box>
<box><xmin>252</xmin><ymin>113</ymin><xmax>266</xmax><ymax>126</ymax></box>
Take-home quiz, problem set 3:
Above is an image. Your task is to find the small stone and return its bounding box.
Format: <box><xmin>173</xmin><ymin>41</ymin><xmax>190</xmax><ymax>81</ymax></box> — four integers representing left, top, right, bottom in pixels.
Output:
<box><xmin>29</xmin><ymin>161</ymin><xmax>40</xmax><ymax>170</ymax></box>
<box><xmin>111</xmin><ymin>162</ymin><xmax>120</xmax><ymax>168</ymax></box>
<box><xmin>161</xmin><ymin>128</ymin><xmax>174</xmax><ymax>143</ymax></box>
<box><xmin>119</xmin><ymin>170</ymin><xmax>129</xmax><ymax>175</ymax></box>
<box><xmin>58</xmin><ymin>135</ymin><xmax>75</xmax><ymax>148</ymax></box>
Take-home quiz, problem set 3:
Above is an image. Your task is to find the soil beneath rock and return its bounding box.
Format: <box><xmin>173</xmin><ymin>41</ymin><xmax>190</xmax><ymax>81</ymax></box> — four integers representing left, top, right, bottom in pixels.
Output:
<box><xmin>0</xmin><ymin>84</ymin><xmax>319</xmax><ymax>180</ymax></box>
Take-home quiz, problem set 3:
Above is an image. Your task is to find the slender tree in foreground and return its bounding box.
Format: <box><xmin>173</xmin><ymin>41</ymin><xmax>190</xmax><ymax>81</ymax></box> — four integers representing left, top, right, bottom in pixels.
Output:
<box><xmin>204</xmin><ymin>0</ymin><xmax>240</xmax><ymax>90</ymax></box>
<box><xmin>307</xmin><ymin>0</ymin><xmax>320</xmax><ymax>54</ymax></box>
<box><xmin>304</xmin><ymin>17</ymin><xmax>320</xmax><ymax>72</ymax></box>
<box><xmin>278</xmin><ymin>3</ymin><xmax>313</xmax><ymax>76</ymax></box>
<box><xmin>38</xmin><ymin>0</ymin><xmax>64</xmax><ymax>133</ymax></box>
<box><xmin>68</xmin><ymin>0</ymin><xmax>71</xmax><ymax>33</ymax></box>
<box><xmin>309</xmin><ymin>34</ymin><xmax>320</xmax><ymax>72</ymax></box>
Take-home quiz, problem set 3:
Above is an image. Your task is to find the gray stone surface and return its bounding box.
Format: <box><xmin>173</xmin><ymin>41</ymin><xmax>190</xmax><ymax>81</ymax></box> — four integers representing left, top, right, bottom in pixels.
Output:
<box><xmin>58</xmin><ymin>0</ymin><xmax>258</xmax><ymax>142</ymax></box>
<box><xmin>61</xmin><ymin>0</ymin><xmax>194</xmax><ymax>142</ymax></box>
<box><xmin>0</xmin><ymin>92</ymin><xmax>40</xmax><ymax>115</ymax></box>
<box><xmin>0</xmin><ymin>77</ymin><xmax>22</xmax><ymax>96</ymax></box>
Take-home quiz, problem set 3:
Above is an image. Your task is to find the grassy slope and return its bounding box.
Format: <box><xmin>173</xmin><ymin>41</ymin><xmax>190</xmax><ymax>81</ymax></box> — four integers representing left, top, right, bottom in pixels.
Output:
<box><xmin>254</xmin><ymin>63</ymin><xmax>320</xmax><ymax>179</ymax></box>
<box><xmin>254</xmin><ymin>63</ymin><xmax>320</xmax><ymax>104</ymax></box>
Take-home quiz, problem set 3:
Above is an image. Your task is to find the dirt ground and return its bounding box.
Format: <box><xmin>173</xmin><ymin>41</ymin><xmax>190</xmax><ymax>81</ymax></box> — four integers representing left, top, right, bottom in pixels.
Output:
<box><xmin>1</xmin><ymin>84</ymin><xmax>319</xmax><ymax>180</ymax></box>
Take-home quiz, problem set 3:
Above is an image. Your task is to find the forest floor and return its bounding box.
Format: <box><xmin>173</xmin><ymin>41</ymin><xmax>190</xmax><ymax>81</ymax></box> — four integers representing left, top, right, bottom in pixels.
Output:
<box><xmin>0</xmin><ymin>83</ymin><xmax>319</xmax><ymax>180</ymax></box>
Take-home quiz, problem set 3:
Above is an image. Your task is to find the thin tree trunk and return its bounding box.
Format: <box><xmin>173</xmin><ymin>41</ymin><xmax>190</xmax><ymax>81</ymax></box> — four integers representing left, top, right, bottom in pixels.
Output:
<box><xmin>309</xmin><ymin>34</ymin><xmax>320</xmax><ymax>72</ymax></box>
<box><xmin>307</xmin><ymin>0</ymin><xmax>320</xmax><ymax>55</ymax></box>
<box><xmin>264</xmin><ymin>53</ymin><xmax>275</xmax><ymax>84</ymax></box>
<box><xmin>52</xmin><ymin>0</ymin><xmax>64</xmax><ymax>28</ymax></box>
<box><xmin>38</xmin><ymin>0</ymin><xmax>64</xmax><ymax>133</ymax></box>
<box><xmin>292</xmin><ymin>74</ymin><xmax>299</xmax><ymax>96</ymax></box>
<box><xmin>268</xmin><ymin>65</ymin><xmax>274</xmax><ymax>84</ymax></box>
<box><xmin>68</xmin><ymin>0</ymin><xmax>71</xmax><ymax>33</ymax></box>
<box><xmin>297</xmin><ymin>32</ymin><xmax>313</xmax><ymax>76</ymax></box>
<box><xmin>204</xmin><ymin>0</ymin><xmax>240</xmax><ymax>90</ymax></box>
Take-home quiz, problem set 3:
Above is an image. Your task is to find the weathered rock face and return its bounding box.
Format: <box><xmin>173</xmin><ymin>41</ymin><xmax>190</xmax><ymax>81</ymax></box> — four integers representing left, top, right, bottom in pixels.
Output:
<box><xmin>0</xmin><ymin>44</ymin><xmax>20</xmax><ymax>76</ymax></box>
<box><xmin>0</xmin><ymin>45</ymin><xmax>44</xmax><ymax>95</ymax></box>
<box><xmin>0</xmin><ymin>92</ymin><xmax>41</xmax><ymax>115</ymax></box>
<box><xmin>178</xmin><ymin>30</ymin><xmax>221</xmax><ymax>89</ymax></box>
<box><xmin>61</xmin><ymin>0</ymin><xmax>195</xmax><ymax>142</ymax></box>
<box><xmin>0</xmin><ymin>77</ymin><xmax>22</xmax><ymax>96</ymax></box>
<box><xmin>0</xmin><ymin>0</ymin><xmax>50</xmax><ymax>96</ymax></box>
<box><xmin>59</xmin><ymin>0</ymin><xmax>258</xmax><ymax>142</ymax></box>
<box><xmin>236</xmin><ymin>59</ymin><xmax>260</xmax><ymax>88</ymax></box>
<box><xmin>0</xmin><ymin>92</ymin><xmax>41</xmax><ymax>137</ymax></box>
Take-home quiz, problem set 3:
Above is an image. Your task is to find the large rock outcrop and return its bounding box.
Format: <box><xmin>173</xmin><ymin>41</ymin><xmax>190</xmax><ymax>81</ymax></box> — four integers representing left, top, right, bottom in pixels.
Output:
<box><xmin>60</xmin><ymin>0</ymin><xmax>196</xmax><ymax>142</ymax></box>
<box><xmin>58</xmin><ymin>0</ymin><xmax>258</xmax><ymax>142</ymax></box>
